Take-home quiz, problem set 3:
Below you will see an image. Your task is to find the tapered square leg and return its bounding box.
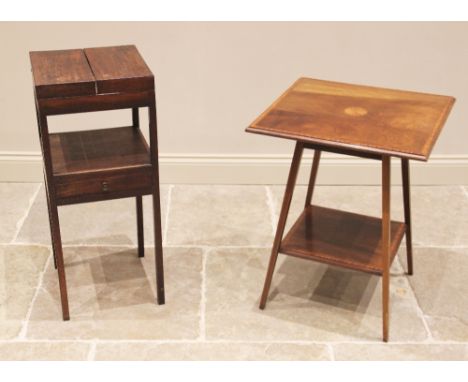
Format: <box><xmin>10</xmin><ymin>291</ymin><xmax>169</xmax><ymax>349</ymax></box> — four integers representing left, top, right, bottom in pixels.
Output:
<box><xmin>259</xmin><ymin>142</ymin><xmax>304</xmax><ymax>309</ymax></box>
<box><xmin>148</xmin><ymin>101</ymin><xmax>165</xmax><ymax>305</ymax></box>
<box><xmin>48</xmin><ymin>199</ymin><xmax>70</xmax><ymax>321</ymax></box>
<box><xmin>304</xmin><ymin>150</ymin><xmax>321</xmax><ymax>207</ymax></box>
<box><xmin>136</xmin><ymin>196</ymin><xmax>144</xmax><ymax>258</ymax></box>
<box><xmin>43</xmin><ymin>176</ymin><xmax>58</xmax><ymax>270</ymax></box>
<box><xmin>382</xmin><ymin>156</ymin><xmax>391</xmax><ymax>342</ymax></box>
<box><xmin>132</xmin><ymin>108</ymin><xmax>145</xmax><ymax>259</ymax></box>
<box><xmin>401</xmin><ymin>158</ymin><xmax>414</xmax><ymax>275</ymax></box>
<box><xmin>39</xmin><ymin>113</ymin><xmax>70</xmax><ymax>320</ymax></box>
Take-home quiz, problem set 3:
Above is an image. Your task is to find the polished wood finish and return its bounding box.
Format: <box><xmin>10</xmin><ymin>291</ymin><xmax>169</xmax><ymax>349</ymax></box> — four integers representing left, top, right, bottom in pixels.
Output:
<box><xmin>248</xmin><ymin>77</ymin><xmax>455</xmax><ymax>342</ymax></box>
<box><xmin>38</xmin><ymin>113</ymin><xmax>70</xmax><ymax>320</ymax></box>
<box><xmin>84</xmin><ymin>45</ymin><xmax>154</xmax><ymax>94</ymax></box>
<box><xmin>247</xmin><ymin>78</ymin><xmax>455</xmax><ymax>161</ymax></box>
<box><xmin>259</xmin><ymin>142</ymin><xmax>304</xmax><ymax>310</ymax></box>
<box><xmin>55</xmin><ymin>166</ymin><xmax>153</xmax><ymax>205</ymax></box>
<box><xmin>30</xmin><ymin>45</ymin><xmax>165</xmax><ymax>319</ymax></box>
<box><xmin>148</xmin><ymin>99</ymin><xmax>165</xmax><ymax>304</ymax></box>
<box><xmin>30</xmin><ymin>49</ymin><xmax>95</xmax><ymax>99</ymax></box>
<box><xmin>280</xmin><ymin>205</ymin><xmax>405</xmax><ymax>275</ymax></box>
<box><xmin>381</xmin><ymin>156</ymin><xmax>391</xmax><ymax>342</ymax></box>
<box><xmin>49</xmin><ymin>127</ymin><xmax>151</xmax><ymax>175</ymax></box>
<box><xmin>136</xmin><ymin>196</ymin><xmax>144</xmax><ymax>258</ymax></box>
<box><xmin>133</xmin><ymin>107</ymin><xmax>145</xmax><ymax>259</ymax></box>
<box><xmin>38</xmin><ymin>91</ymin><xmax>153</xmax><ymax>116</ymax></box>
<box><xmin>401</xmin><ymin>158</ymin><xmax>413</xmax><ymax>275</ymax></box>
<box><xmin>304</xmin><ymin>150</ymin><xmax>321</xmax><ymax>207</ymax></box>
<box><xmin>30</xmin><ymin>45</ymin><xmax>153</xmax><ymax>98</ymax></box>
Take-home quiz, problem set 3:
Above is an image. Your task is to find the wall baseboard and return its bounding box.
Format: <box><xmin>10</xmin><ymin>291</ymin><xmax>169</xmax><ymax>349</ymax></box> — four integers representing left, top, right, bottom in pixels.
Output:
<box><xmin>1</xmin><ymin>151</ymin><xmax>467</xmax><ymax>185</ymax></box>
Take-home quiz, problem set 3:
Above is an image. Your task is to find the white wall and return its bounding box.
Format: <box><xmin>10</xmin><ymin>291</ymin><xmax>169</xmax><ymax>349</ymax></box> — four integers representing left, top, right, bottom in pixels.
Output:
<box><xmin>1</xmin><ymin>22</ymin><xmax>467</xmax><ymax>184</ymax></box>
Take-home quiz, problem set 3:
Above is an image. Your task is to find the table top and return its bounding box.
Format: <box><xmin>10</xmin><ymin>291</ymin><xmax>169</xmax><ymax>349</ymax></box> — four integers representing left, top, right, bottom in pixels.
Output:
<box><xmin>30</xmin><ymin>45</ymin><xmax>153</xmax><ymax>99</ymax></box>
<box><xmin>246</xmin><ymin>78</ymin><xmax>455</xmax><ymax>161</ymax></box>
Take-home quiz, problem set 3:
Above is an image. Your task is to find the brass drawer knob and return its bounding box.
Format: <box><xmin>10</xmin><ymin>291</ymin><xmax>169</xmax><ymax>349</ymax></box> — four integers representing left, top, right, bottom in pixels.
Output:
<box><xmin>101</xmin><ymin>181</ymin><xmax>109</xmax><ymax>192</ymax></box>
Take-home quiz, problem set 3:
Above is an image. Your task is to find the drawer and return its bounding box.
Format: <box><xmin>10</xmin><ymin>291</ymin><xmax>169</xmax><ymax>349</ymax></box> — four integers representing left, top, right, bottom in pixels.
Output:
<box><xmin>54</xmin><ymin>166</ymin><xmax>153</xmax><ymax>205</ymax></box>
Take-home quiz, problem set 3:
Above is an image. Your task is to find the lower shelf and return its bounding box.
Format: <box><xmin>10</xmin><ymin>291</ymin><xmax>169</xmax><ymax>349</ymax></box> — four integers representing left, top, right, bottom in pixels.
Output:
<box><xmin>280</xmin><ymin>205</ymin><xmax>406</xmax><ymax>275</ymax></box>
<box><xmin>49</xmin><ymin>126</ymin><xmax>153</xmax><ymax>204</ymax></box>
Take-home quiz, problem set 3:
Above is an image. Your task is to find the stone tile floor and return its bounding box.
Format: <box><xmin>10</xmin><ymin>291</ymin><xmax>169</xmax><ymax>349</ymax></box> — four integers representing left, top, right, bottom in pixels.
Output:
<box><xmin>1</xmin><ymin>183</ymin><xmax>468</xmax><ymax>360</ymax></box>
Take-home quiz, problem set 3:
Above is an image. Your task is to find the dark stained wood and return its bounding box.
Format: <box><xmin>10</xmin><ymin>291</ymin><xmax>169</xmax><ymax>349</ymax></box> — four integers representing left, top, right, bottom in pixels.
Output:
<box><xmin>381</xmin><ymin>156</ymin><xmax>391</xmax><ymax>342</ymax></box>
<box><xmin>43</xmin><ymin>173</ymin><xmax>58</xmax><ymax>269</ymax></box>
<box><xmin>148</xmin><ymin>97</ymin><xmax>165</xmax><ymax>305</ymax></box>
<box><xmin>84</xmin><ymin>45</ymin><xmax>154</xmax><ymax>94</ymax></box>
<box><xmin>133</xmin><ymin>107</ymin><xmax>145</xmax><ymax>259</ymax></box>
<box><xmin>57</xmin><ymin>188</ymin><xmax>153</xmax><ymax>207</ymax></box>
<box><xmin>259</xmin><ymin>142</ymin><xmax>304</xmax><ymax>309</ymax></box>
<box><xmin>136</xmin><ymin>196</ymin><xmax>145</xmax><ymax>258</ymax></box>
<box><xmin>38</xmin><ymin>113</ymin><xmax>70</xmax><ymax>320</ymax></box>
<box><xmin>49</xmin><ymin>126</ymin><xmax>150</xmax><ymax>175</ymax></box>
<box><xmin>55</xmin><ymin>166</ymin><xmax>153</xmax><ymax>202</ymax></box>
<box><xmin>247</xmin><ymin>78</ymin><xmax>455</xmax><ymax>161</ymax></box>
<box><xmin>30</xmin><ymin>45</ymin><xmax>165</xmax><ymax>320</ymax></box>
<box><xmin>30</xmin><ymin>45</ymin><xmax>154</xmax><ymax>100</ymax></box>
<box><xmin>280</xmin><ymin>205</ymin><xmax>405</xmax><ymax>275</ymax></box>
<box><xmin>38</xmin><ymin>91</ymin><xmax>152</xmax><ymax>115</ymax></box>
<box><xmin>401</xmin><ymin>158</ymin><xmax>414</xmax><ymax>275</ymax></box>
<box><xmin>30</xmin><ymin>49</ymin><xmax>95</xmax><ymax>99</ymax></box>
<box><xmin>304</xmin><ymin>150</ymin><xmax>321</xmax><ymax>207</ymax></box>
<box><xmin>35</xmin><ymin>106</ymin><xmax>58</xmax><ymax>270</ymax></box>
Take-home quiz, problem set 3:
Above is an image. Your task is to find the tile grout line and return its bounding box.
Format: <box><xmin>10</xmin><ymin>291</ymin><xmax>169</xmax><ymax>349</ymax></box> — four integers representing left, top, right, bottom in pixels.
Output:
<box><xmin>264</xmin><ymin>186</ymin><xmax>278</xmax><ymax>236</ymax></box>
<box><xmin>7</xmin><ymin>240</ymin><xmax>468</xmax><ymax>252</ymax></box>
<box><xmin>2</xmin><ymin>338</ymin><xmax>468</xmax><ymax>345</ymax></box>
<box><xmin>10</xmin><ymin>183</ymin><xmax>41</xmax><ymax>244</ymax></box>
<box><xmin>16</xmin><ymin>252</ymin><xmax>52</xmax><ymax>340</ymax></box>
<box><xmin>327</xmin><ymin>343</ymin><xmax>335</xmax><ymax>361</ymax></box>
<box><xmin>87</xmin><ymin>342</ymin><xmax>97</xmax><ymax>361</ymax></box>
<box><xmin>162</xmin><ymin>185</ymin><xmax>174</xmax><ymax>246</ymax></box>
<box><xmin>5</xmin><ymin>241</ymin><xmax>468</xmax><ymax>250</ymax></box>
<box><xmin>412</xmin><ymin>244</ymin><xmax>468</xmax><ymax>249</ymax></box>
<box><xmin>0</xmin><ymin>242</ymin><xmax>51</xmax><ymax>248</ymax></box>
<box><xmin>198</xmin><ymin>249</ymin><xmax>208</xmax><ymax>342</ymax></box>
<box><xmin>17</xmin><ymin>243</ymin><xmax>272</xmax><ymax>250</ymax></box>
<box><xmin>14</xmin><ymin>242</ymin><xmax>468</xmax><ymax>250</ymax></box>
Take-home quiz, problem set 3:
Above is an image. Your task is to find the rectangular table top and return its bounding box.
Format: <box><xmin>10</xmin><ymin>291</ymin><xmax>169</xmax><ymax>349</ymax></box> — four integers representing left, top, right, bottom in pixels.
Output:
<box><xmin>247</xmin><ymin>78</ymin><xmax>455</xmax><ymax>161</ymax></box>
<box><xmin>30</xmin><ymin>45</ymin><xmax>153</xmax><ymax>99</ymax></box>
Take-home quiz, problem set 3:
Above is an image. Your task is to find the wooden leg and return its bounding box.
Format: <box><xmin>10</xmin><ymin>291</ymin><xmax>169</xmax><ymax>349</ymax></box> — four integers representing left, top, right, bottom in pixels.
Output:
<box><xmin>43</xmin><ymin>174</ymin><xmax>58</xmax><ymax>269</ymax></box>
<box><xmin>304</xmin><ymin>150</ymin><xmax>321</xmax><ymax>207</ymax></box>
<box><xmin>136</xmin><ymin>196</ymin><xmax>144</xmax><ymax>258</ymax></box>
<box><xmin>132</xmin><ymin>107</ymin><xmax>139</xmax><ymax>127</ymax></box>
<box><xmin>382</xmin><ymin>156</ymin><xmax>391</xmax><ymax>342</ymax></box>
<box><xmin>148</xmin><ymin>102</ymin><xmax>165</xmax><ymax>305</ymax></box>
<box><xmin>37</xmin><ymin>112</ymin><xmax>69</xmax><ymax>320</ymax></box>
<box><xmin>132</xmin><ymin>108</ymin><xmax>145</xmax><ymax>258</ymax></box>
<box><xmin>48</xmin><ymin>193</ymin><xmax>70</xmax><ymax>320</ymax></box>
<box><xmin>401</xmin><ymin>158</ymin><xmax>413</xmax><ymax>275</ymax></box>
<box><xmin>259</xmin><ymin>142</ymin><xmax>304</xmax><ymax>309</ymax></box>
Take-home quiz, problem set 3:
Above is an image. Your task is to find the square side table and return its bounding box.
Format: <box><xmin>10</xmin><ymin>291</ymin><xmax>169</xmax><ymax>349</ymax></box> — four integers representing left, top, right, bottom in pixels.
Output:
<box><xmin>30</xmin><ymin>45</ymin><xmax>165</xmax><ymax>320</ymax></box>
<box><xmin>246</xmin><ymin>77</ymin><xmax>455</xmax><ymax>341</ymax></box>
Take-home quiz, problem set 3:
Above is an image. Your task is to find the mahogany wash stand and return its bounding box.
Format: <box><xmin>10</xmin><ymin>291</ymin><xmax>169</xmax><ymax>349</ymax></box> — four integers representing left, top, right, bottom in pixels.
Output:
<box><xmin>30</xmin><ymin>45</ymin><xmax>165</xmax><ymax>320</ymax></box>
<box><xmin>246</xmin><ymin>78</ymin><xmax>455</xmax><ymax>342</ymax></box>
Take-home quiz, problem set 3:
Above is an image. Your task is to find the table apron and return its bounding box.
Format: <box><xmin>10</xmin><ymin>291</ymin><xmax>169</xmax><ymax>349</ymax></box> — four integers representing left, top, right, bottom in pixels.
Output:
<box><xmin>303</xmin><ymin>142</ymin><xmax>384</xmax><ymax>160</ymax></box>
<box><xmin>38</xmin><ymin>91</ymin><xmax>154</xmax><ymax>115</ymax></box>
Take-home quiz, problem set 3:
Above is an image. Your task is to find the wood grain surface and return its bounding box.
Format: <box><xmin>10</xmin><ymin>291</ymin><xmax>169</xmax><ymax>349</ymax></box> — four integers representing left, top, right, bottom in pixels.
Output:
<box><xmin>280</xmin><ymin>205</ymin><xmax>405</xmax><ymax>275</ymax></box>
<box><xmin>30</xmin><ymin>45</ymin><xmax>154</xmax><ymax>98</ymax></box>
<box><xmin>247</xmin><ymin>78</ymin><xmax>455</xmax><ymax>161</ymax></box>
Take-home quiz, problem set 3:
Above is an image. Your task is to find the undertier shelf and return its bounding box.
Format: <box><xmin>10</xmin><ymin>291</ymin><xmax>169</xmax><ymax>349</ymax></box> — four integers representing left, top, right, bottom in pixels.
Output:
<box><xmin>280</xmin><ymin>205</ymin><xmax>406</xmax><ymax>275</ymax></box>
<box><xmin>49</xmin><ymin>126</ymin><xmax>150</xmax><ymax>176</ymax></box>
